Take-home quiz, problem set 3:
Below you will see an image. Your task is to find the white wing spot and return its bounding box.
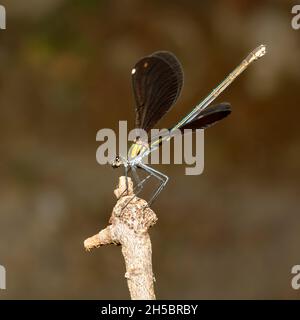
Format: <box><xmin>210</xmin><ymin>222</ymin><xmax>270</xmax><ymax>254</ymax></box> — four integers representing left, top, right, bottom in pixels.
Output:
<box><xmin>131</xmin><ymin>68</ymin><xmax>136</xmax><ymax>74</ymax></box>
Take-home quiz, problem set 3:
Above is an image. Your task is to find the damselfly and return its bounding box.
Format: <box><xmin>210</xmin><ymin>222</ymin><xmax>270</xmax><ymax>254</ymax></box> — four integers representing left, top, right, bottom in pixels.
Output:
<box><xmin>111</xmin><ymin>45</ymin><xmax>267</xmax><ymax>207</ymax></box>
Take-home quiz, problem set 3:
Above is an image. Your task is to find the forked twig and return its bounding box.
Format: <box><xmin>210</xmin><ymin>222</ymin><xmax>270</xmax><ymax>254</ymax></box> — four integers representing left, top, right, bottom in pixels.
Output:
<box><xmin>84</xmin><ymin>176</ymin><xmax>157</xmax><ymax>300</ymax></box>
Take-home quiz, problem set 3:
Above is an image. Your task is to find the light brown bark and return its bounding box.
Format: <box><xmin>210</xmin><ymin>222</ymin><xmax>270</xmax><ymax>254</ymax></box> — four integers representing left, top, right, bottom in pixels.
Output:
<box><xmin>84</xmin><ymin>176</ymin><xmax>157</xmax><ymax>300</ymax></box>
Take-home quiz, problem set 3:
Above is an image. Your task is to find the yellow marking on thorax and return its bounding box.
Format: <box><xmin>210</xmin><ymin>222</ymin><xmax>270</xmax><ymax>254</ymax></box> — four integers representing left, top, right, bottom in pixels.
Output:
<box><xmin>129</xmin><ymin>142</ymin><xmax>148</xmax><ymax>159</ymax></box>
<box><xmin>129</xmin><ymin>143</ymin><xmax>142</xmax><ymax>158</ymax></box>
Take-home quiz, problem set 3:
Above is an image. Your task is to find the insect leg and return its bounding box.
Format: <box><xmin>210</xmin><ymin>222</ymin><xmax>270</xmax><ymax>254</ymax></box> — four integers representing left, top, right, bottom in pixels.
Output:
<box><xmin>138</xmin><ymin>163</ymin><xmax>169</xmax><ymax>206</ymax></box>
<box><xmin>132</xmin><ymin>166</ymin><xmax>152</xmax><ymax>192</ymax></box>
<box><xmin>121</xmin><ymin>165</ymin><xmax>152</xmax><ymax>210</ymax></box>
<box><xmin>117</xmin><ymin>156</ymin><xmax>131</xmax><ymax>199</ymax></box>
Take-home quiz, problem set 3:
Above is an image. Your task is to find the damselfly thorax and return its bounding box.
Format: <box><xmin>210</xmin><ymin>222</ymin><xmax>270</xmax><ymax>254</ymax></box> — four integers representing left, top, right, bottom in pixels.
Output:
<box><xmin>127</xmin><ymin>139</ymin><xmax>149</xmax><ymax>164</ymax></box>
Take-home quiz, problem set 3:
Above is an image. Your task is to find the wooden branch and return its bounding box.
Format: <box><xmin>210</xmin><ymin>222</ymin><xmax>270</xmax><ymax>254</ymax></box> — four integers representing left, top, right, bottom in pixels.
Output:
<box><xmin>84</xmin><ymin>176</ymin><xmax>158</xmax><ymax>300</ymax></box>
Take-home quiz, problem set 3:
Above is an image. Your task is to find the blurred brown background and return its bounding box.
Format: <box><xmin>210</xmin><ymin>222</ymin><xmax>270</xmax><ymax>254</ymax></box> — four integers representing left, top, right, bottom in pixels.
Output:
<box><xmin>0</xmin><ymin>0</ymin><xmax>300</xmax><ymax>299</ymax></box>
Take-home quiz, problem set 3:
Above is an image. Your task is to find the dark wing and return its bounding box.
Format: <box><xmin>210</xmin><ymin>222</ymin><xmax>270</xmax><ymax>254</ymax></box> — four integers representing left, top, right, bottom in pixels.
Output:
<box><xmin>150</xmin><ymin>103</ymin><xmax>231</xmax><ymax>149</ymax></box>
<box><xmin>132</xmin><ymin>51</ymin><xmax>184</xmax><ymax>133</ymax></box>
<box><xmin>151</xmin><ymin>51</ymin><xmax>184</xmax><ymax>101</ymax></box>
<box><xmin>178</xmin><ymin>102</ymin><xmax>231</xmax><ymax>131</ymax></box>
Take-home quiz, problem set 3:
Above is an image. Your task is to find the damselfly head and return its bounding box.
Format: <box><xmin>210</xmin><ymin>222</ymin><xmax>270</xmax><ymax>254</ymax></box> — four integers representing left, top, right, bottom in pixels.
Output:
<box><xmin>111</xmin><ymin>156</ymin><xmax>122</xmax><ymax>168</ymax></box>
